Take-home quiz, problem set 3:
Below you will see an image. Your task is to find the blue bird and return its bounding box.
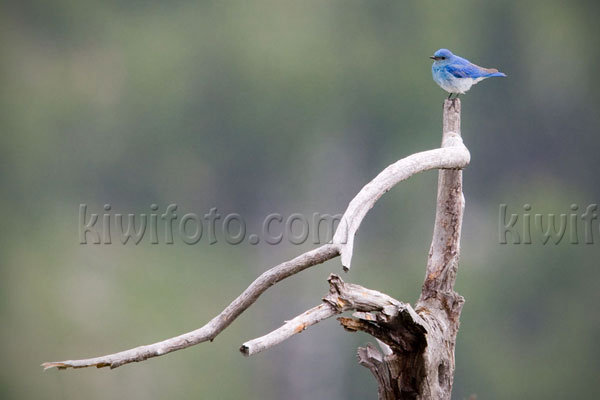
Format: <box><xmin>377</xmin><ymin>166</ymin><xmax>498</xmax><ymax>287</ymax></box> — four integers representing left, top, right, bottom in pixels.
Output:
<box><xmin>430</xmin><ymin>49</ymin><xmax>506</xmax><ymax>99</ymax></box>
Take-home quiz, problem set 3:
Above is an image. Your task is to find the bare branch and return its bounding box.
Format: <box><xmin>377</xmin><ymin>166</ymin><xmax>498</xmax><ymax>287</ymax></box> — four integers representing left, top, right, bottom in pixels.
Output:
<box><xmin>240</xmin><ymin>303</ymin><xmax>337</xmax><ymax>356</ymax></box>
<box><xmin>240</xmin><ymin>274</ymin><xmax>424</xmax><ymax>356</ymax></box>
<box><xmin>333</xmin><ymin>138</ymin><xmax>469</xmax><ymax>270</ymax></box>
<box><xmin>42</xmin><ymin>244</ymin><xmax>340</xmax><ymax>370</ymax></box>
<box><xmin>344</xmin><ymin>99</ymin><xmax>468</xmax><ymax>399</ymax></box>
<box><xmin>421</xmin><ymin>100</ymin><xmax>466</xmax><ymax>300</ymax></box>
<box><xmin>43</xmin><ymin>118</ymin><xmax>469</xmax><ymax>371</ymax></box>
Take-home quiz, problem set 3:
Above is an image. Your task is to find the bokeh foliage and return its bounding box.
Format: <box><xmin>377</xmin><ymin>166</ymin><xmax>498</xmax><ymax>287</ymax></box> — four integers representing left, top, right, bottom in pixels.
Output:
<box><xmin>1</xmin><ymin>1</ymin><xmax>599</xmax><ymax>399</ymax></box>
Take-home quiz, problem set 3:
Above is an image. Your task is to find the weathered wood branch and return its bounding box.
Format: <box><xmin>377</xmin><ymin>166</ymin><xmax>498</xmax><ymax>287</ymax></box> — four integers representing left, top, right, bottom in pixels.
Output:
<box><xmin>342</xmin><ymin>98</ymin><xmax>467</xmax><ymax>399</ymax></box>
<box><xmin>333</xmin><ymin>142</ymin><xmax>469</xmax><ymax>270</ymax></box>
<box><xmin>42</xmin><ymin>244</ymin><xmax>340</xmax><ymax>370</ymax></box>
<box><xmin>240</xmin><ymin>269</ymin><xmax>442</xmax><ymax>399</ymax></box>
<box><xmin>42</xmin><ymin>99</ymin><xmax>469</xmax><ymax>372</ymax></box>
<box><xmin>240</xmin><ymin>274</ymin><xmax>424</xmax><ymax>356</ymax></box>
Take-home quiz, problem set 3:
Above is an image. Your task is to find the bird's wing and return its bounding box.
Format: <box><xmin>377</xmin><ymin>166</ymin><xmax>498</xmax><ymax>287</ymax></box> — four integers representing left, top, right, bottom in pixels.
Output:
<box><xmin>447</xmin><ymin>62</ymin><xmax>499</xmax><ymax>79</ymax></box>
<box><xmin>472</xmin><ymin>63</ymin><xmax>500</xmax><ymax>74</ymax></box>
<box><xmin>446</xmin><ymin>64</ymin><xmax>472</xmax><ymax>78</ymax></box>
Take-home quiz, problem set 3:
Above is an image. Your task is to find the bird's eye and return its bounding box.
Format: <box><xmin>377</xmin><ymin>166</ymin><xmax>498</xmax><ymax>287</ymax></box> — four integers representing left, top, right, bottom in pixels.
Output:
<box><xmin>441</xmin><ymin>57</ymin><xmax>446</xmax><ymax>60</ymax></box>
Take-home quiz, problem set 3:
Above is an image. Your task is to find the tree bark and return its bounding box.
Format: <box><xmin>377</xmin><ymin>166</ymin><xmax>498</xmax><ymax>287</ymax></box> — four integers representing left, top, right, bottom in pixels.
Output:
<box><xmin>42</xmin><ymin>100</ymin><xmax>469</xmax><ymax>372</ymax></box>
<box><xmin>42</xmin><ymin>99</ymin><xmax>469</xmax><ymax>400</ymax></box>
<box><xmin>347</xmin><ymin>99</ymin><xmax>465</xmax><ymax>399</ymax></box>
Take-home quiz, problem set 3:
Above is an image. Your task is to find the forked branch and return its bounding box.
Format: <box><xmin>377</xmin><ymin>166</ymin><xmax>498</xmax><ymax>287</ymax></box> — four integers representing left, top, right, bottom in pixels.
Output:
<box><xmin>42</xmin><ymin>103</ymin><xmax>469</xmax><ymax>370</ymax></box>
<box><xmin>343</xmin><ymin>98</ymin><xmax>467</xmax><ymax>399</ymax></box>
<box><xmin>240</xmin><ymin>274</ymin><xmax>424</xmax><ymax>356</ymax></box>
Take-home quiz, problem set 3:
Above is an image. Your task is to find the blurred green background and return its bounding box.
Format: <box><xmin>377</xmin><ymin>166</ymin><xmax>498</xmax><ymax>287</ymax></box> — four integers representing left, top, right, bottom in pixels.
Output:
<box><xmin>2</xmin><ymin>1</ymin><xmax>599</xmax><ymax>399</ymax></box>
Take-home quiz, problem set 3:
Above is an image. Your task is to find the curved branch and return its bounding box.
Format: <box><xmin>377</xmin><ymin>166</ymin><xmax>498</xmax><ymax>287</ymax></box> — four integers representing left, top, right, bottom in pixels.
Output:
<box><xmin>333</xmin><ymin>135</ymin><xmax>469</xmax><ymax>270</ymax></box>
<box><xmin>42</xmin><ymin>244</ymin><xmax>340</xmax><ymax>370</ymax></box>
<box><xmin>345</xmin><ymin>98</ymin><xmax>468</xmax><ymax>399</ymax></box>
<box><xmin>42</xmin><ymin>133</ymin><xmax>469</xmax><ymax>371</ymax></box>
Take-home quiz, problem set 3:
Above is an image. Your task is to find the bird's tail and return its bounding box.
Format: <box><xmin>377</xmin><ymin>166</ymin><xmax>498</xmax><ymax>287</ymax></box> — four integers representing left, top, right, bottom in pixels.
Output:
<box><xmin>487</xmin><ymin>71</ymin><xmax>507</xmax><ymax>78</ymax></box>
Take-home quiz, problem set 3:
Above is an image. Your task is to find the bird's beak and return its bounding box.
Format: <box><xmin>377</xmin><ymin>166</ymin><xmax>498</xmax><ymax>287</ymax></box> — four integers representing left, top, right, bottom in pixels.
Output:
<box><xmin>429</xmin><ymin>56</ymin><xmax>436</xmax><ymax>60</ymax></box>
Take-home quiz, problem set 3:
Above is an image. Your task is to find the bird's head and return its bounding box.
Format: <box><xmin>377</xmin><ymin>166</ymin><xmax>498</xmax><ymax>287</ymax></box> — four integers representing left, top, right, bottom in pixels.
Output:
<box><xmin>430</xmin><ymin>49</ymin><xmax>454</xmax><ymax>63</ymax></box>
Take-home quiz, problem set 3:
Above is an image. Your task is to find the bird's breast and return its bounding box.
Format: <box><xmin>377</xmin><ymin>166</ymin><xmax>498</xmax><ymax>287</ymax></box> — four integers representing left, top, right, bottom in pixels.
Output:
<box><xmin>432</xmin><ymin>70</ymin><xmax>476</xmax><ymax>94</ymax></box>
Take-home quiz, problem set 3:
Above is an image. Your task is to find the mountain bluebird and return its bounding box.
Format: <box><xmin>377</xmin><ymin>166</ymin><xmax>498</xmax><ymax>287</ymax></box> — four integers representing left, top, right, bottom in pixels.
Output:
<box><xmin>430</xmin><ymin>49</ymin><xmax>506</xmax><ymax>99</ymax></box>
